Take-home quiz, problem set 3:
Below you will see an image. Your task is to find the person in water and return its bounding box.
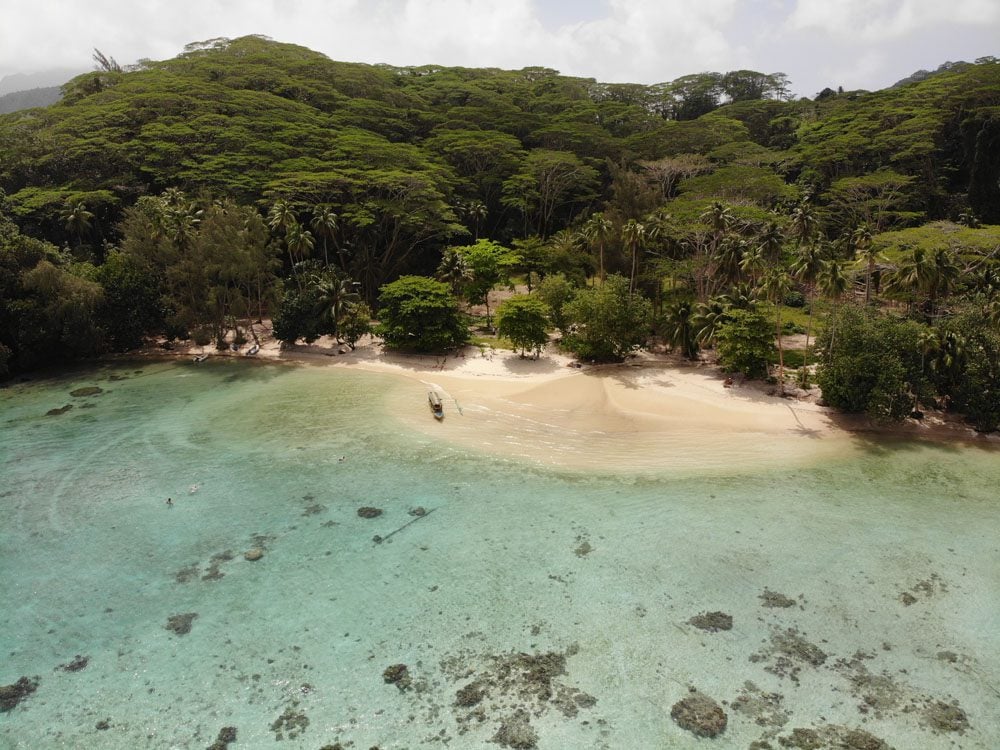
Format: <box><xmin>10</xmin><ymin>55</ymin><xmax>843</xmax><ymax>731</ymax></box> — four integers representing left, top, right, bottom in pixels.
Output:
<box><xmin>166</xmin><ymin>497</ymin><xmax>173</xmax><ymax>506</ymax></box>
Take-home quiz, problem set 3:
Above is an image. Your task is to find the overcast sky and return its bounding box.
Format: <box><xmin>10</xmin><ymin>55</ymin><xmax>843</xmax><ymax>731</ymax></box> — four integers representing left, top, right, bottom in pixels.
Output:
<box><xmin>1</xmin><ymin>0</ymin><xmax>997</xmax><ymax>97</ymax></box>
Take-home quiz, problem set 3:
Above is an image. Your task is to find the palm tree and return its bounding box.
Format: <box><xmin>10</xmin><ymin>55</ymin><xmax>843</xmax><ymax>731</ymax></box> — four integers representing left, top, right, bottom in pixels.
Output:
<box><xmin>693</xmin><ymin>297</ymin><xmax>729</xmax><ymax>346</ymax></box>
<box><xmin>61</xmin><ymin>201</ymin><xmax>94</xmax><ymax>252</ymax></box>
<box><xmin>851</xmin><ymin>224</ymin><xmax>879</xmax><ymax>304</ymax></box>
<box><xmin>757</xmin><ymin>220</ymin><xmax>785</xmax><ymax>265</ymax></box>
<box><xmin>435</xmin><ymin>248</ymin><xmax>471</xmax><ymax>296</ymax></box>
<box><xmin>267</xmin><ymin>199</ymin><xmax>296</xmax><ymax>235</ymax></box>
<box><xmin>311</xmin><ymin>269</ymin><xmax>360</xmax><ymax>341</ymax></box>
<box><xmin>818</xmin><ymin>259</ymin><xmax>848</xmax><ymax>356</ymax></box>
<box><xmin>790</xmin><ymin>242</ymin><xmax>826</xmax><ymax>364</ymax></box>
<box><xmin>789</xmin><ymin>201</ymin><xmax>819</xmax><ymax>247</ymax></box>
<box><xmin>285</xmin><ymin>222</ymin><xmax>315</xmax><ymax>273</ymax></box>
<box><xmin>621</xmin><ymin>219</ymin><xmax>646</xmax><ymax>293</ymax></box>
<box><xmin>582</xmin><ymin>213</ymin><xmax>613</xmax><ymax>285</ymax></box>
<box><xmin>310</xmin><ymin>205</ymin><xmax>338</xmax><ymax>267</ymax></box>
<box><xmin>663</xmin><ymin>300</ymin><xmax>699</xmax><ymax>359</ymax></box>
<box><xmin>927</xmin><ymin>248</ymin><xmax>960</xmax><ymax>316</ymax></box>
<box><xmin>760</xmin><ymin>268</ymin><xmax>793</xmax><ymax>394</ymax></box>
<box><xmin>466</xmin><ymin>200</ymin><xmax>487</xmax><ymax>240</ymax></box>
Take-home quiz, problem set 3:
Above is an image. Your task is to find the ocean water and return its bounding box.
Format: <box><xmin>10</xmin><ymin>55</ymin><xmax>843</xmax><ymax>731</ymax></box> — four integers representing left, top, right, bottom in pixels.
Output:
<box><xmin>1</xmin><ymin>359</ymin><xmax>998</xmax><ymax>749</ymax></box>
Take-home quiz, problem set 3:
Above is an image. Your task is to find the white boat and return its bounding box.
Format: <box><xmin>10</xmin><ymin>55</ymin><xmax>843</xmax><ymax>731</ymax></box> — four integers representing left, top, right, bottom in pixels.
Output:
<box><xmin>246</xmin><ymin>344</ymin><xmax>260</xmax><ymax>356</ymax></box>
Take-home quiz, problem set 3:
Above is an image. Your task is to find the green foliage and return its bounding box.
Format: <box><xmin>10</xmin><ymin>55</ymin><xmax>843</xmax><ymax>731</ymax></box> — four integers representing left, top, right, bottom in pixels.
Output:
<box><xmin>562</xmin><ymin>274</ymin><xmax>652</xmax><ymax>361</ymax></box>
<box><xmin>496</xmin><ymin>295</ymin><xmax>550</xmax><ymax>357</ymax></box>
<box><xmin>94</xmin><ymin>250</ymin><xmax>163</xmax><ymax>350</ymax></box>
<box><xmin>376</xmin><ymin>275</ymin><xmax>468</xmax><ymax>353</ymax></box>
<box><xmin>935</xmin><ymin>311</ymin><xmax>1000</xmax><ymax>432</ymax></box>
<box><xmin>536</xmin><ymin>273</ymin><xmax>576</xmax><ymax>334</ymax></box>
<box><xmin>339</xmin><ymin>303</ymin><xmax>372</xmax><ymax>350</ymax></box>
<box><xmin>715</xmin><ymin>309</ymin><xmax>773</xmax><ymax>378</ymax></box>
<box><xmin>451</xmin><ymin>240</ymin><xmax>519</xmax><ymax>326</ymax></box>
<box><xmin>816</xmin><ymin>306</ymin><xmax>926</xmax><ymax>422</ymax></box>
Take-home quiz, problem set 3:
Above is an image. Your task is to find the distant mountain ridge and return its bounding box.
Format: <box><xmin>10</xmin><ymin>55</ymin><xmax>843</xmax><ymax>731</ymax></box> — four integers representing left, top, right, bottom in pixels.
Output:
<box><xmin>0</xmin><ymin>86</ymin><xmax>62</xmax><ymax>114</ymax></box>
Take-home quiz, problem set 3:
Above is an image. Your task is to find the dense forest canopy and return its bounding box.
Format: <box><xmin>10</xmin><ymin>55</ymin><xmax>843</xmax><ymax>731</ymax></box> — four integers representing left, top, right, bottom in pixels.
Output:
<box><xmin>1</xmin><ymin>36</ymin><xmax>998</xmax><ymax>429</ymax></box>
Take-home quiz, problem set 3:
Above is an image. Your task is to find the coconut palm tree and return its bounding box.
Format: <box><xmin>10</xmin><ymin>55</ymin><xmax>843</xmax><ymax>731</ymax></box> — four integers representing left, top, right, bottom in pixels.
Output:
<box><xmin>788</xmin><ymin>201</ymin><xmax>819</xmax><ymax>247</ymax></box>
<box><xmin>582</xmin><ymin>213</ymin><xmax>613</xmax><ymax>285</ymax></box>
<box><xmin>310</xmin><ymin>205</ymin><xmax>338</xmax><ymax>267</ymax></box>
<box><xmin>693</xmin><ymin>297</ymin><xmax>729</xmax><ymax>346</ymax></box>
<box><xmin>267</xmin><ymin>199</ymin><xmax>296</xmax><ymax>235</ymax></box>
<box><xmin>818</xmin><ymin>259</ymin><xmax>848</xmax><ymax>356</ymax></box>
<box><xmin>663</xmin><ymin>299</ymin><xmax>699</xmax><ymax>359</ymax></box>
<box><xmin>621</xmin><ymin>219</ymin><xmax>646</xmax><ymax>293</ymax></box>
<box><xmin>760</xmin><ymin>268</ymin><xmax>793</xmax><ymax>394</ymax></box>
<box><xmin>790</xmin><ymin>241</ymin><xmax>827</xmax><ymax>365</ymax></box>
<box><xmin>850</xmin><ymin>224</ymin><xmax>880</xmax><ymax>304</ymax></box>
<box><xmin>311</xmin><ymin>269</ymin><xmax>360</xmax><ymax>341</ymax></box>
<box><xmin>435</xmin><ymin>248</ymin><xmax>471</xmax><ymax>296</ymax></box>
<box><xmin>61</xmin><ymin>201</ymin><xmax>94</xmax><ymax>252</ymax></box>
<box><xmin>285</xmin><ymin>222</ymin><xmax>315</xmax><ymax>275</ymax></box>
<box><xmin>756</xmin><ymin>220</ymin><xmax>785</xmax><ymax>265</ymax></box>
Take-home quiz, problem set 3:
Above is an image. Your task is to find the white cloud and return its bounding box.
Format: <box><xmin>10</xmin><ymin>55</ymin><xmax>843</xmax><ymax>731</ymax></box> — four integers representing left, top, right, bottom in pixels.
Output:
<box><xmin>0</xmin><ymin>0</ymin><xmax>998</xmax><ymax>96</ymax></box>
<box><xmin>787</xmin><ymin>0</ymin><xmax>1000</xmax><ymax>41</ymax></box>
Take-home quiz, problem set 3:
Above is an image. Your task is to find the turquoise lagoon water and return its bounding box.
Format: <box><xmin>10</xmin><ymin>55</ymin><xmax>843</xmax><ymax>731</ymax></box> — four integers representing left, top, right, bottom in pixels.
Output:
<box><xmin>1</xmin><ymin>359</ymin><xmax>998</xmax><ymax>749</ymax></box>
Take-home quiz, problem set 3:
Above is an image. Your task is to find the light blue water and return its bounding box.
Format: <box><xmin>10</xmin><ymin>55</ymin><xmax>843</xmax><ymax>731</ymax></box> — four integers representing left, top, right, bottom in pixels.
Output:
<box><xmin>1</xmin><ymin>359</ymin><xmax>998</xmax><ymax>749</ymax></box>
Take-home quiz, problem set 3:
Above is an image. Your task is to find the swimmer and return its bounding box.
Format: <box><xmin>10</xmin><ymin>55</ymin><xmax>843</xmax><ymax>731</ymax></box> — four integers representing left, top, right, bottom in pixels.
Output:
<box><xmin>338</xmin><ymin>456</ymin><xmax>346</xmax><ymax>462</ymax></box>
<box><xmin>189</xmin><ymin>483</ymin><xmax>200</xmax><ymax>494</ymax></box>
<box><xmin>166</xmin><ymin>497</ymin><xmax>173</xmax><ymax>506</ymax></box>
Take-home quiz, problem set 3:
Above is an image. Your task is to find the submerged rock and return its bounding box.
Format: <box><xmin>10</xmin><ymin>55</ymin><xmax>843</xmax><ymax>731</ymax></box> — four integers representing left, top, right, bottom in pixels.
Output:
<box><xmin>688</xmin><ymin>611</ymin><xmax>733</xmax><ymax>632</ymax></box>
<box><xmin>57</xmin><ymin>655</ymin><xmax>89</xmax><ymax>672</ymax></box>
<box><xmin>455</xmin><ymin>680</ymin><xmax>485</xmax><ymax>707</ymax></box>
<box><xmin>244</xmin><ymin>548</ymin><xmax>264</xmax><ymax>561</ymax></box>
<box><xmin>0</xmin><ymin>676</ymin><xmax>40</xmax><ymax>712</ymax></box>
<box><xmin>383</xmin><ymin>663</ymin><xmax>412</xmax><ymax>691</ymax></box>
<box><xmin>357</xmin><ymin>506</ymin><xmax>383</xmax><ymax>518</ymax></box>
<box><xmin>670</xmin><ymin>690</ymin><xmax>727</xmax><ymax>738</ymax></box>
<box><xmin>923</xmin><ymin>700</ymin><xmax>969</xmax><ymax>733</ymax></box>
<box><xmin>95</xmin><ymin>719</ymin><xmax>110</xmax><ymax>730</ymax></box>
<box><xmin>492</xmin><ymin>709</ymin><xmax>538</xmax><ymax>749</ymax></box>
<box><xmin>207</xmin><ymin>725</ymin><xmax>237</xmax><ymax>749</ymax></box>
<box><xmin>70</xmin><ymin>386</ymin><xmax>103</xmax><ymax>397</ymax></box>
<box><xmin>408</xmin><ymin>506</ymin><xmax>427</xmax><ymax>516</ymax></box>
<box><xmin>165</xmin><ymin>612</ymin><xmax>198</xmax><ymax>635</ymax></box>
<box><xmin>45</xmin><ymin>404</ymin><xmax>73</xmax><ymax>416</ymax></box>
<box><xmin>759</xmin><ymin>588</ymin><xmax>797</xmax><ymax>608</ymax></box>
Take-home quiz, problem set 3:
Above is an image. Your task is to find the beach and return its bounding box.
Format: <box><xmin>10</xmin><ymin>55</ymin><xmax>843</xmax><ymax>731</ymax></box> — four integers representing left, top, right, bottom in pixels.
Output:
<box><xmin>166</xmin><ymin>328</ymin><xmax>994</xmax><ymax>474</ymax></box>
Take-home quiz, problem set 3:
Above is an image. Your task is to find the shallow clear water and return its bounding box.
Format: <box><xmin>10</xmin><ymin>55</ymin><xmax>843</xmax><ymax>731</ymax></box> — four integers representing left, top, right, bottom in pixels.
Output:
<box><xmin>1</xmin><ymin>359</ymin><xmax>998</xmax><ymax>749</ymax></box>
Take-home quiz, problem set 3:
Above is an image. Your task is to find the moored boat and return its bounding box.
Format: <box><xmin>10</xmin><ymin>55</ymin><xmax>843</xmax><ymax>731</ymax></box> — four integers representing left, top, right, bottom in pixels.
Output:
<box><xmin>428</xmin><ymin>390</ymin><xmax>444</xmax><ymax>420</ymax></box>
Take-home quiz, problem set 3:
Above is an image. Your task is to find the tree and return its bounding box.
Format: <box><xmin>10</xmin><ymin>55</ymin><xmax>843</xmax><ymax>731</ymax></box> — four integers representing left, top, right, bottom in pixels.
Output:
<box><xmin>760</xmin><ymin>268</ymin><xmax>793</xmax><ymax>393</ymax></box>
<box><xmin>501</xmin><ymin>149</ymin><xmax>599</xmax><ymax>238</ymax></box>
<box><xmin>310</xmin><ymin>205</ymin><xmax>338</xmax><ymax>266</ymax></box>
<box><xmin>662</xmin><ymin>299</ymin><xmax>699</xmax><ymax>359</ymax></box>
<box><xmin>339</xmin><ymin>302</ymin><xmax>372</xmax><ymax>350</ymax></box>
<box><xmin>311</xmin><ymin>267</ymin><xmax>360</xmax><ymax>341</ymax></box>
<box><xmin>452</xmin><ymin>240</ymin><xmax>519</xmax><ymax>330</ymax></box>
<box><xmin>376</xmin><ymin>275</ymin><xmax>468</xmax><ymax>352</ymax></box>
<box><xmin>61</xmin><ymin>201</ymin><xmax>93</xmax><ymax>253</ymax></box>
<box><xmin>816</xmin><ymin>306</ymin><xmax>925</xmax><ymax>423</ymax></box>
<box><xmin>537</xmin><ymin>273</ymin><xmax>575</xmax><ymax>334</ymax></box>
<box><xmin>715</xmin><ymin>308</ymin><xmax>773</xmax><ymax>379</ymax></box>
<box><xmin>496</xmin><ymin>295</ymin><xmax>550</xmax><ymax>357</ymax></box>
<box><xmin>582</xmin><ymin>212</ymin><xmax>612</xmax><ymax>285</ymax></box>
<box><xmin>851</xmin><ymin>224</ymin><xmax>879</xmax><ymax>304</ymax></box>
<box><xmin>435</xmin><ymin>248</ymin><xmax>472</xmax><ymax>296</ymax></box>
<box><xmin>621</xmin><ymin>219</ymin><xmax>646</xmax><ymax>293</ymax></box>
<box><xmin>562</xmin><ymin>274</ymin><xmax>652</xmax><ymax>361</ymax></box>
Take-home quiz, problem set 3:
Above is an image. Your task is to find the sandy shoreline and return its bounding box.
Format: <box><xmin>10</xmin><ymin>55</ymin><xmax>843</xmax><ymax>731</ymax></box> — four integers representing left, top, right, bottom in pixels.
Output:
<box><xmin>127</xmin><ymin>326</ymin><xmax>996</xmax><ymax>473</ymax></box>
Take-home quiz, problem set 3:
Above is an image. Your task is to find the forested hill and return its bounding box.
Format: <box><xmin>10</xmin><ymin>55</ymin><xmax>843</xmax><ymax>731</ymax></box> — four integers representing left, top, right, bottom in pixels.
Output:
<box><xmin>1</xmin><ymin>35</ymin><xmax>998</xmax><ymax>253</ymax></box>
<box><xmin>2</xmin><ymin>36</ymin><xmax>1000</xmax><ymax>423</ymax></box>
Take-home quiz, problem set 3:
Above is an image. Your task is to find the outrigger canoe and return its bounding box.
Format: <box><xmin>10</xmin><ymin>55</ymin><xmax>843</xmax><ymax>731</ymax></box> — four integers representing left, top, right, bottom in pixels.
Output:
<box><xmin>428</xmin><ymin>390</ymin><xmax>444</xmax><ymax>420</ymax></box>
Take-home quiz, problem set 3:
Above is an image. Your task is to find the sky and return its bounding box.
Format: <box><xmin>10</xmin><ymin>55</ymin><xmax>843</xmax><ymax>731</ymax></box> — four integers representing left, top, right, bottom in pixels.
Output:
<box><xmin>1</xmin><ymin>0</ymin><xmax>997</xmax><ymax>97</ymax></box>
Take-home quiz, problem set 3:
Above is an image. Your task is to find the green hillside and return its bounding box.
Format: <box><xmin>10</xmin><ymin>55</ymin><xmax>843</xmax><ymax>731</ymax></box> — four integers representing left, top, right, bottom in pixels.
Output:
<box><xmin>1</xmin><ymin>36</ymin><xmax>998</xmax><ymax>428</ymax></box>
